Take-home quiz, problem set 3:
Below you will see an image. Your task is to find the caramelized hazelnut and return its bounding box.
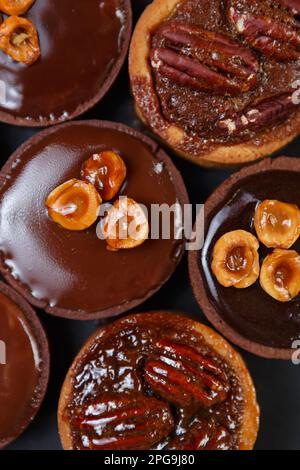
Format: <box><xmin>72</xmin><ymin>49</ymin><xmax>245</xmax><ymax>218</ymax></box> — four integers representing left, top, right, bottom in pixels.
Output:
<box><xmin>45</xmin><ymin>179</ymin><xmax>101</xmax><ymax>231</ymax></box>
<box><xmin>260</xmin><ymin>249</ymin><xmax>300</xmax><ymax>302</ymax></box>
<box><xmin>254</xmin><ymin>200</ymin><xmax>300</xmax><ymax>249</ymax></box>
<box><xmin>81</xmin><ymin>151</ymin><xmax>126</xmax><ymax>201</ymax></box>
<box><xmin>102</xmin><ymin>197</ymin><xmax>149</xmax><ymax>251</ymax></box>
<box><xmin>0</xmin><ymin>16</ymin><xmax>40</xmax><ymax>65</ymax></box>
<box><xmin>0</xmin><ymin>0</ymin><xmax>34</xmax><ymax>15</ymax></box>
<box><xmin>212</xmin><ymin>230</ymin><xmax>260</xmax><ymax>288</ymax></box>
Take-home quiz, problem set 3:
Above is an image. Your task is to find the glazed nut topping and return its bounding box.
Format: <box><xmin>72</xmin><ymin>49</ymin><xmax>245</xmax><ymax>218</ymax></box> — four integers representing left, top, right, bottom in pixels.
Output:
<box><xmin>81</xmin><ymin>151</ymin><xmax>127</xmax><ymax>201</ymax></box>
<box><xmin>151</xmin><ymin>21</ymin><xmax>259</xmax><ymax>96</ymax></box>
<box><xmin>227</xmin><ymin>0</ymin><xmax>300</xmax><ymax>61</ymax></box>
<box><xmin>72</xmin><ymin>393</ymin><xmax>174</xmax><ymax>450</ymax></box>
<box><xmin>144</xmin><ymin>339</ymin><xmax>230</xmax><ymax>410</ymax></box>
<box><xmin>212</xmin><ymin>230</ymin><xmax>260</xmax><ymax>288</ymax></box>
<box><xmin>0</xmin><ymin>16</ymin><xmax>40</xmax><ymax>65</ymax></box>
<box><xmin>260</xmin><ymin>249</ymin><xmax>300</xmax><ymax>302</ymax></box>
<box><xmin>0</xmin><ymin>0</ymin><xmax>34</xmax><ymax>16</ymax></box>
<box><xmin>45</xmin><ymin>179</ymin><xmax>101</xmax><ymax>231</ymax></box>
<box><xmin>254</xmin><ymin>200</ymin><xmax>300</xmax><ymax>249</ymax></box>
<box><xmin>102</xmin><ymin>197</ymin><xmax>149</xmax><ymax>251</ymax></box>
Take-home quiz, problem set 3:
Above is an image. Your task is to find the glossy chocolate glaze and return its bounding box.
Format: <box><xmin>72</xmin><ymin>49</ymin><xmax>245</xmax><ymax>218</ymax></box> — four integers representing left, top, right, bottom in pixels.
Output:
<box><xmin>0</xmin><ymin>0</ymin><xmax>129</xmax><ymax>124</ymax></box>
<box><xmin>0</xmin><ymin>291</ymin><xmax>41</xmax><ymax>445</ymax></box>
<box><xmin>151</xmin><ymin>0</ymin><xmax>299</xmax><ymax>142</ymax></box>
<box><xmin>201</xmin><ymin>170</ymin><xmax>300</xmax><ymax>349</ymax></box>
<box><xmin>0</xmin><ymin>121</ymin><xmax>186</xmax><ymax>318</ymax></box>
<box><xmin>64</xmin><ymin>313</ymin><xmax>243</xmax><ymax>450</ymax></box>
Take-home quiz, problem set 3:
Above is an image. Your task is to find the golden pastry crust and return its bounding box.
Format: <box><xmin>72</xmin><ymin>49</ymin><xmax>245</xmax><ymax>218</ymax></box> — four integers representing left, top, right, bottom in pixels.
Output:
<box><xmin>58</xmin><ymin>312</ymin><xmax>259</xmax><ymax>450</ymax></box>
<box><xmin>129</xmin><ymin>0</ymin><xmax>300</xmax><ymax>167</ymax></box>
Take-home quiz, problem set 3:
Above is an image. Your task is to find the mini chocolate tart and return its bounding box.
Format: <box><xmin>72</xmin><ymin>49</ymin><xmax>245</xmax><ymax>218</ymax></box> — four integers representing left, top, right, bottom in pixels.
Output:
<box><xmin>129</xmin><ymin>0</ymin><xmax>300</xmax><ymax>167</ymax></box>
<box><xmin>0</xmin><ymin>281</ymin><xmax>49</xmax><ymax>449</ymax></box>
<box><xmin>0</xmin><ymin>0</ymin><xmax>132</xmax><ymax>126</ymax></box>
<box><xmin>189</xmin><ymin>157</ymin><xmax>300</xmax><ymax>359</ymax></box>
<box><xmin>0</xmin><ymin>121</ymin><xmax>188</xmax><ymax>320</ymax></box>
<box><xmin>58</xmin><ymin>311</ymin><xmax>259</xmax><ymax>450</ymax></box>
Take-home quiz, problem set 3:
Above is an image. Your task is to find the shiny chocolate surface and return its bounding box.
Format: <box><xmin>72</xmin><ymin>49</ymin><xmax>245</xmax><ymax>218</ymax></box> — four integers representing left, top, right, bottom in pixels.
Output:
<box><xmin>0</xmin><ymin>0</ymin><xmax>129</xmax><ymax>124</ymax></box>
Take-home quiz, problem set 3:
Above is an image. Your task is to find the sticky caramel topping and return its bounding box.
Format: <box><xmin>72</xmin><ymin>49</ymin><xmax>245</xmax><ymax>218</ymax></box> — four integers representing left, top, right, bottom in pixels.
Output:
<box><xmin>212</xmin><ymin>230</ymin><xmax>260</xmax><ymax>288</ymax></box>
<box><xmin>260</xmin><ymin>249</ymin><xmax>300</xmax><ymax>302</ymax></box>
<box><xmin>254</xmin><ymin>199</ymin><xmax>300</xmax><ymax>249</ymax></box>
<box><xmin>45</xmin><ymin>179</ymin><xmax>101</xmax><ymax>231</ymax></box>
<box><xmin>0</xmin><ymin>16</ymin><xmax>40</xmax><ymax>65</ymax></box>
<box><xmin>81</xmin><ymin>151</ymin><xmax>127</xmax><ymax>201</ymax></box>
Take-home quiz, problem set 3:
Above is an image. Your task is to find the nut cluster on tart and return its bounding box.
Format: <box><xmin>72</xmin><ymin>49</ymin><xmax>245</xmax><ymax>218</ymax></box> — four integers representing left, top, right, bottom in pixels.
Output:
<box><xmin>0</xmin><ymin>281</ymin><xmax>49</xmax><ymax>449</ymax></box>
<box><xmin>129</xmin><ymin>0</ymin><xmax>300</xmax><ymax>166</ymax></box>
<box><xmin>189</xmin><ymin>157</ymin><xmax>300</xmax><ymax>359</ymax></box>
<box><xmin>0</xmin><ymin>0</ymin><xmax>132</xmax><ymax>126</ymax></box>
<box><xmin>58</xmin><ymin>312</ymin><xmax>259</xmax><ymax>451</ymax></box>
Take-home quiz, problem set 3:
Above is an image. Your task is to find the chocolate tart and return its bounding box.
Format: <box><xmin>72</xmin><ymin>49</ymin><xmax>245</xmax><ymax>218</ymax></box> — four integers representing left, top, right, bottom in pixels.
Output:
<box><xmin>0</xmin><ymin>281</ymin><xmax>49</xmax><ymax>449</ymax></box>
<box><xmin>189</xmin><ymin>157</ymin><xmax>300</xmax><ymax>359</ymax></box>
<box><xmin>129</xmin><ymin>0</ymin><xmax>300</xmax><ymax>167</ymax></box>
<box><xmin>0</xmin><ymin>121</ymin><xmax>189</xmax><ymax>320</ymax></box>
<box><xmin>58</xmin><ymin>311</ymin><xmax>259</xmax><ymax>450</ymax></box>
<box><xmin>0</xmin><ymin>0</ymin><xmax>132</xmax><ymax>126</ymax></box>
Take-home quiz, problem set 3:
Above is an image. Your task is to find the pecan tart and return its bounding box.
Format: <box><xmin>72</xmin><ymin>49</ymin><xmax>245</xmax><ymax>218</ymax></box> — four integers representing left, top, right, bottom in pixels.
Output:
<box><xmin>58</xmin><ymin>312</ymin><xmax>259</xmax><ymax>450</ymax></box>
<box><xmin>129</xmin><ymin>0</ymin><xmax>300</xmax><ymax>166</ymax></box>
<box><xmin>0</xmin><ymin>121</ymin><xmax>188</xmax><ymax>320</ymax></box>
<box><xmin>0</xmin><ymin>0</ymin><xmax>132</xmax><ymax>126</ymax></box>
<box><xmin>189</xmin><ymin>157</ymin><xmax>300</xmax><ymax>359</ymax></box>
<box><xmin>0</xmin><ymin>281</ymin><xmax>49</xmax><ymax>449</ymax></box>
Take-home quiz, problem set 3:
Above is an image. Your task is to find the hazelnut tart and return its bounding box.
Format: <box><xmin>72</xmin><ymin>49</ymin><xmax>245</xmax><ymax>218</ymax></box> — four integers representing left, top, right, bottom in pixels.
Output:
<box><xmin>0</xmin><ymin>0</ymin><xmax>132</xmax><ymax>126</ymax></box>
<box><xmin>189</xmin><ymin>157</ymin><xmax>300</xmax><ymax>359</ymax></box>
<box><xmin>129</xmin><ymin>0</ymin><xmax>300</xmax><ymax>166</ymax></box>
<box><xmin>0</xmin><ymin>281</ymin><xmax>49</xmax><ymax>449</ymax></box>
<box><xmin>0</xmin><ymin>121</ymin><xmax>188</xmax><ymax>320</ymax></box>
<box><xmin>58</xmin><ymin>312</ymin><xmax>259</xmax><ymax>450</ymax></box>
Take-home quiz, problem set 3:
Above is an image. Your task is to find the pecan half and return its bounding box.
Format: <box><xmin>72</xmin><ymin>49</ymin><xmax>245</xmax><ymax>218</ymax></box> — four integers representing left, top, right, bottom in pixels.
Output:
<box><xmin>216</xmin><ymin>93</ymin><xmax>297</xmax><ymax>136</ymax></box>
<box><xmin>72</xmin><ymin>393</ymin><xmax>174</xmax><ymax>450</ymax></box>
<box><xmin>228</xmin><ymin>0</ymin><xmax>300</xmax><ymax>61</ymax></box>
<box><xmin>151</xmin><ymin>21</ymin><xmax>259</xmax><ymax>96</ymax></box>
<box><xmin>168</xmin><ymin>421</ymin><xmax>232</xmax><ymax>450</ymax></box>
<box><xmin>144</xmin><ymin>339</ymin><xmax>230</xmax><ymax>409</ymax></box>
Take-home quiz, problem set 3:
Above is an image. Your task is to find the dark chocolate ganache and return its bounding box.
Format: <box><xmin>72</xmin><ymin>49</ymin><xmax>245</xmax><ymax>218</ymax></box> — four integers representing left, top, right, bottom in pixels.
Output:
<box><xmin>0</xmin><ymin>291</ymin><xmax>42</xmax><ymax>445</ymax></box>
<box><xmin>201</xmin><ymin>170</ymin><xmax>300</xmax><ymax>349</ymax></box>
<box><xmin>64</xmin><ymin>313</ymin><xmax>244</xmax><ymax>450</ymax></box>
<box><xmin>151</xmin><ymin>0</ymin><xmax>300</xmax><ymax>142</ymax></box>
<box><xmin>0</xmin><ymin>0</ymin><xmax>129</xmax><ymax>123</ymax></box>
<box><xmin>0</xmin><ymin>122</ymin><xmax>185</xmax><ymax>317</ymax></box>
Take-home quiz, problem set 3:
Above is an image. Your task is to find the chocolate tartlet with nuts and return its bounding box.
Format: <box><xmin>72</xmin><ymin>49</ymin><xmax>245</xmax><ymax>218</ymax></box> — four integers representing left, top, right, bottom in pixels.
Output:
<box><xmin>129</xmin><ymin>0</ymin><xmax>300</xmax><ymax>166</ymax></box>
<box><xmin>0</xmin><ymin>121</ymin><xmax>188</xmax><ymax>320</ymax></box>
<box><xmin>0</xmin><ymin>0</ymin><xmax>132</xmax><ymax>126</ymax></box>
<box><xmin>0</xmin><ymin>281</ymin><xmax>49</xmax><ymax>449</ymax></box>
<box><xmin>189</xmin><ymin>157</ymin><xmax>300</xmax><ymax>359</ymax></box>
<box><xmin>58</xmin><ymin>312</ymin><xmax>259</xmax><ymax>450</ymax></box>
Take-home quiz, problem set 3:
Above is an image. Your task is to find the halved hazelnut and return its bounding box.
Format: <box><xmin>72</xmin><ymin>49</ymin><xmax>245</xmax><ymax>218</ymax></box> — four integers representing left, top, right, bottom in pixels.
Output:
<box><xmin>102</xmin><ymin>197</ymin><xmax>149</xmax><ymax>251</ymax></box>
<box><xmin>81</xmin><ymin>151</ymin><xmax>126</xmax><ymax>201</ymax></box>
<box><xmin>45</xmin><ymin>179</ymin><xmax>102</xmax><ymax>231</ymax></box>
<box><xmin>0</xmin><ymin>0</ymin><xmax>34</xmax><ymax>15</ymax></box>
<box><xmin>211</xmin><ymin>230</ymin><xmax>260</xmax><ymax>288</ymax></box>
<box><xmin>260</xmin><ymin>249</ymin><xmax>300</xmax><ymax>302</ymax></box>
<box><xmin>254</xmin><ymin>200</ymin><xmax>300</xmax><ymax>249</ymax></box>
<box><xmin>0</xmin><ymin>16</ymin><xmax>40</xmax><ymax>65</ymax></box>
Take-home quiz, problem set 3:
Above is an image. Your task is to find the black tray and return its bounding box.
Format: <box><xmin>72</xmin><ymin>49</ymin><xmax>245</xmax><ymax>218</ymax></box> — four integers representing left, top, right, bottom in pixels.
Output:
<box><xmin>2</xmin><ymin>0</ymin><xmax>300</xmax><ymax>451</ymax></box>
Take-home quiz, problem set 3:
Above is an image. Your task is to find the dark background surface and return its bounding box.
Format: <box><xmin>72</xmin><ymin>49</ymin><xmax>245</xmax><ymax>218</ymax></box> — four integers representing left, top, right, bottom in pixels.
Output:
<box><xmin>2</xmin><ymin>0</ymin><xmax>300</xmax><ymax>451</ymax></box>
